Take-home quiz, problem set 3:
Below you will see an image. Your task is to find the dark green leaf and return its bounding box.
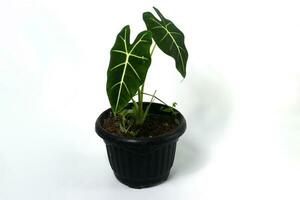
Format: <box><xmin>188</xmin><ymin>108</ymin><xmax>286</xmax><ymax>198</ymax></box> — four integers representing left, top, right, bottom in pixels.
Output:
<box><xmin>106</xmin><ymin>25</ymin><xmax>152</xmax><ymax>113</ymax></box>
<box><xmin>143</xmin><ymin>7</ymin><xmax>188</xmax><ymax>78</ymax></box>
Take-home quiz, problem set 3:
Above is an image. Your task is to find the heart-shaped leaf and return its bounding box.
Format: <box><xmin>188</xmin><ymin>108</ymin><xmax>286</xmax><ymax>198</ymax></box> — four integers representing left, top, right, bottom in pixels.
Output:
<box><xmin>106</xmin><ymin>25</ymin><xmax>152</xmax><ymax>113</ymax></box>
<box><xmin>143</xmin><ymin>7</ymin><xmax>188</xmax><ymax>78</ymax></box>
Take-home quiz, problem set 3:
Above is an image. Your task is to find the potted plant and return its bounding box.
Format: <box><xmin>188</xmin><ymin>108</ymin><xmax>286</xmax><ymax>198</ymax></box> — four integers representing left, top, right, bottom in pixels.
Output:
<box><xmin>95</xmin><ymin>7</ymin><xmax>188</xmax><ymax>188</ymax></box>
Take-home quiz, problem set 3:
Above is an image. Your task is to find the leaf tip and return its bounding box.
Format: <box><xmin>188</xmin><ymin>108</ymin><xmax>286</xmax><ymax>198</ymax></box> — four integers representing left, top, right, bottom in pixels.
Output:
<box><xmin>153</xmin><ymin>6</ymin><xmax>160</xmax><ymax>13</ymax></box>
<box><xmin>179</xmin><ymin>67</ymin><xmax>187</xmax><ymax>79</ymax></box>
<box><xmin>142</xmin><ymin>11</ymin><xmax>152</xmax><ymax>20</ymax></box>
<box><xmin>181</xmin><ymin>73</ymin><xmax>186</xmax><ymax>79</ymax></box>
<box><xmin>123</xmin><ymin>24</ymin><xmax>130</xmax><ymax>30</ymax></box>
<box><xmin>152</xmin><ymin>7</ymin><xmax>164</xmax><ymax>20</ymax></box>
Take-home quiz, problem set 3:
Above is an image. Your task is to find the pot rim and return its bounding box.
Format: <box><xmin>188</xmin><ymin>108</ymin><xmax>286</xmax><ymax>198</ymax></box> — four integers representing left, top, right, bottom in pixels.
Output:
<box><xmin>95</xmin><ymin>102</ymin><xmax>186</xmax><ymax>146</ymax></box>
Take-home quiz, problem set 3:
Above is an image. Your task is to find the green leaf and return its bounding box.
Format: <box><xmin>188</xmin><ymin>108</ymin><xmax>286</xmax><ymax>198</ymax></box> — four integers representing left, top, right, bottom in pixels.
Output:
<box><xmin>143</xmin><ymin>7</ymin><xmax>188</xmax><ymax>78</ymax></box>
<box><xmin>106</xmin><ymin>25</ymin><xmax>152</xmax><ymax>113</ymax></box>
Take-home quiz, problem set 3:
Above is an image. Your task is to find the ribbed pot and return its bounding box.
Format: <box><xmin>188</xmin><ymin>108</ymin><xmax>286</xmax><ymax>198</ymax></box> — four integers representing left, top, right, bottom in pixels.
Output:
<box><xmin>95</xmin><ymin>103</ymin><xmax>186</xmax><ymax>188</ymax></box>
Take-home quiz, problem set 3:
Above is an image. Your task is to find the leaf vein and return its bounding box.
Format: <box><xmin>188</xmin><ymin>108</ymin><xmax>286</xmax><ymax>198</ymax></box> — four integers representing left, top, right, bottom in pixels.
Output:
<box><xmin>110</xmin><ymin>62</ymin><xmax>125</xmax><ymax>71</ymax></box>
<box><xmin>128</xmin><ymin>62</ymin><xmax>141</xmax><ymax>81</ymax></box>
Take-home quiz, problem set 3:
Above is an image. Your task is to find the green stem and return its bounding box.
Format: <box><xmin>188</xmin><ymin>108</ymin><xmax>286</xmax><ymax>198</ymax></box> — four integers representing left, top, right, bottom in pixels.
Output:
<box><xmin>136</xmin><ymin>88</ymin><xmax>143</xmax><ymax>125</ymax></box>
<box><xmin>150</xmin><ymin>43</ymin><xmax>157</xmax><ymax>57</ymax></box>
<box><xmin>142</xmin><ymin>90</ymin><xmax>157</xmax><ymax>122</ymax></box>
<box><xmin>140</xmin><ymin>43</ymin><xmax>157</xmax><ymax>95</ymax></box>
<box><xmin>136</xmin><ymin>43</ymin><xmax>157</xmax><ymax>125</ymax></box>
<box><xmin>131</xmin><ymin>97</ymin><xmax>138</xmax><ymax>113</ymax></box>
<box><xmin>141</xmin><ymin>92</ymin><xmax>169</xmax><ymax>106</ymax></box>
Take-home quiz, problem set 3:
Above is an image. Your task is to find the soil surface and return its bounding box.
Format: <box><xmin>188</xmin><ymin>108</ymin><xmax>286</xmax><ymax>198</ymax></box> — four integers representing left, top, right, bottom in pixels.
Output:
<box><xmin>102</xmin><ymin>113</ymin><xmax>178</xmax><ymax>138</ymax></box>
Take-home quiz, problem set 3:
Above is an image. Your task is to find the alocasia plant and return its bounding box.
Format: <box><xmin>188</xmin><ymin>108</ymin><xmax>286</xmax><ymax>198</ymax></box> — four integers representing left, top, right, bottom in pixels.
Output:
<box><xmin>106</xmin><ymin>7</ymin><xmax>188</xmax><ymax>134</ymax></box>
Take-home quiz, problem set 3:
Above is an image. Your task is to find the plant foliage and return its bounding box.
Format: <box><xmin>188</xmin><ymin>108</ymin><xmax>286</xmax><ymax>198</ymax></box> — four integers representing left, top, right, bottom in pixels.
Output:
<box><xmin>105</xmin><ymin>7</ymin><xmax>188</xmax><ymax>135</ymax></box>
<box><xmin>143</xmin><ymin>7</ymin><xmax>188</xmax><ymax>78</ymax></box>
<box><xmin>107</xmin><ymin>26</ymin><xmax>152</xmax><ymax>113</ymax></box>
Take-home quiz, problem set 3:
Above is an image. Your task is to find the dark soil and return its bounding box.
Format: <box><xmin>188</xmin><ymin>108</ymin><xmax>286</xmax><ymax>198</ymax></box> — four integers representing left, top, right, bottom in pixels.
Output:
<box><xmin>102</xmin><ymin>113</ymin><xmax>178</xmax><ymax>138</ymax></box>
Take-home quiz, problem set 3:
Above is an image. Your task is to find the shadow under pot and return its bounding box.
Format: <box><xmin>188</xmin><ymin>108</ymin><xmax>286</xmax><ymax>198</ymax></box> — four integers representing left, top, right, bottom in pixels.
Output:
<box><xmin>95</xmin><ymin>102</ymin><xmax>187</xmax><ymax>188</ymax></box>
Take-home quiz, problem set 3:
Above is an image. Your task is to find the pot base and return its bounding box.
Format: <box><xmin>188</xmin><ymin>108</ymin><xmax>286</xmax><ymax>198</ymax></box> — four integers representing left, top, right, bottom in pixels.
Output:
<box><xmin>114</xmin><ymin>171</ymin><xmax>170</xmax><ymax>189</ymax></box>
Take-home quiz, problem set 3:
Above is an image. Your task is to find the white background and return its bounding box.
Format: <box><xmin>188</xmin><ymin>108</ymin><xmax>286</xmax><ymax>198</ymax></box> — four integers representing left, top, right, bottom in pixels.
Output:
<box><xmin>1</xmin><ymin>0</ymin><xmax>300</xmax><ymax>199</ymax></box>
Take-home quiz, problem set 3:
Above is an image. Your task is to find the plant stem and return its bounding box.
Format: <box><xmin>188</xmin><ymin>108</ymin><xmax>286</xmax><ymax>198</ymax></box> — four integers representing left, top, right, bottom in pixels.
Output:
<box><xmin>140</xmin><ymin>43</ymin><xmax>157</xmax><ymax>96</ymax></box>
<box><xmin>136</xmin><ymin>88</ymin><xmax>143</xmax><ymax>125</ymax></box>
<box><xmin>135</xmin><ymin>43</ymin><xmax>157</xmax><ymax>125</ymax></box>
<box><xmin>141</xmin><ymin>92</ymin><xmax>169</xmax><ymax>106</ymax></box>
<box><xmin>142</xmin><ymin>90</ymin><xmax>157</xmax><ymax>122</ymax></box>
<box><xmin>150</xmin><ymin>43</ymin><xmax>157</xmax><ymax>57</ymax></box>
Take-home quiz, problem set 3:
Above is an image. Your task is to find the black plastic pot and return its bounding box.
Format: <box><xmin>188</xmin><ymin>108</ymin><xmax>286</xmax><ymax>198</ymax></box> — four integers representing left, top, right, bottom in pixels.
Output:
<box><xmin>95</xmin><ymin>103</ymin><xmax>186</xmax><ymax>188</ymax></box>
